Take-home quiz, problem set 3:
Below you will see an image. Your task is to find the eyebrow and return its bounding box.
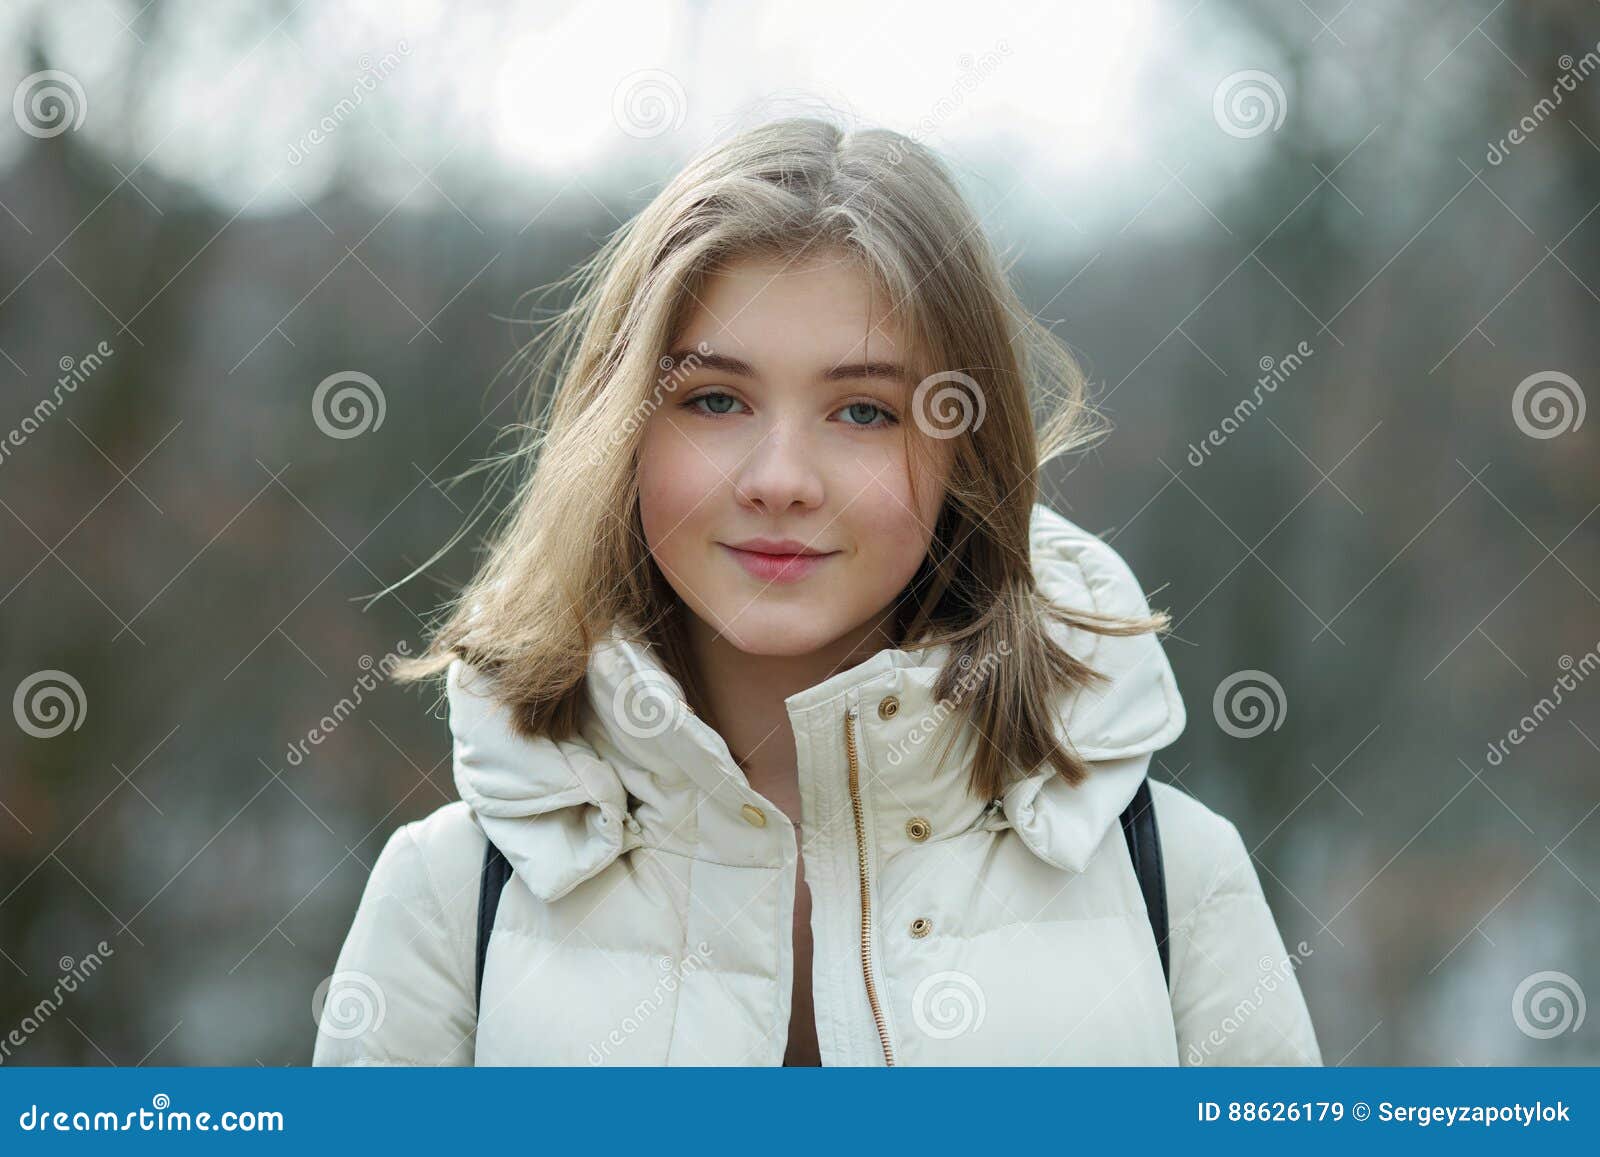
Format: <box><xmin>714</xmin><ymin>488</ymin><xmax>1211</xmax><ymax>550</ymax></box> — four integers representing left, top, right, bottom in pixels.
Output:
<box><xmin>664</xmin><ymin>348</ymin><xmax>912</xmax><ymax>386</ymax></box>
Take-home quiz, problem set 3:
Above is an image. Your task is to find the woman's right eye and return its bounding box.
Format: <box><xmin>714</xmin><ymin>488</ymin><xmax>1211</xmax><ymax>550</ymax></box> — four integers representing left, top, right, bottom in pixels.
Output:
<box><xmin>682</xmin><ymin>389</ymin><xmax>745</xmax><ymax>417</ymax></box>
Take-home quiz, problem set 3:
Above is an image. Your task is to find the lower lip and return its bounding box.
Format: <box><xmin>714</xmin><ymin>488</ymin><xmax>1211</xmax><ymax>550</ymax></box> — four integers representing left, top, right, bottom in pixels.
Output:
<box><xmin>721</xmin><ymin>545</ymin><xmax>838</xmax><ymax>584</ymax></box>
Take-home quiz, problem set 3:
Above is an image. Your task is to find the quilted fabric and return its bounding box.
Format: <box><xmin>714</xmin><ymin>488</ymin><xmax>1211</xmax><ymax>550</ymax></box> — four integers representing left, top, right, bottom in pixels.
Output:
<box><xmin>313</xmin><ymin>503</ymin><xmax>1321</xmax><ymax>1066</ymax></box>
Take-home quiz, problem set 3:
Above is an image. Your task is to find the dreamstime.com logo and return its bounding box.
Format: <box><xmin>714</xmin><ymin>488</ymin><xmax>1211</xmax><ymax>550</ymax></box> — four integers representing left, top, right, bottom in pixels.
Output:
<box><xmin>1186</xmin><ymin>940</ymin><xmax>1314</xmax><ymax>1064</ymax></box>
<box><xmin>12</xmin><ymin>70</ymin><xmax>87</xmax><ymax>138</ymax></box>
<box><xmin>0</xmin><ymin>941</ymin><xmax>115</xmax><ymax>1064</ymax></box>
<box><xmin>883</xmin><ymin>641</ymin><xmax>1012</xmax><ymax>767</ymax></box>
<box><xmin>587</xmin><ymin>341</ymin><xmax>713</xmax><ymax>467</ymax></box>
<box><xmin>880</xmin><ymin>41</ymin><xmax>1012</xmax><ymax>167</ymax></box>
<box><xmin>287</xmin><ymin>41</ymin><xmax>410</xmax><ymax>165</ymax></box>
<box><xmin>1487</xmin><ymin>42</ymin><xmax>1600</xmax><ymax>165</ymax></box>
<box><xmin>587</xmin><ymin>942</ymin><xmax>714</xmax><ymax>1064</ymax></box>
<box><xmin>1512</xmin><ymin>970</ymin><xmax>1586</xmax><ymax>1040</ymax></box>
<box><xmin>284</xmin><ymin>642</ymin><xmax>412</xmax><ymax>767</ymax></box>
<box><xmin>17</xmin><ymin>1094</ymin><xmax>283</xmax><ymax>1133</ymax></box>
<box><xmin>1212</xmin><ymin>70</ymin><xmax>1287</xmax><ymax>139</ymax></box>
<box><xmin>1512</xmin><ymin>370</ymin><xmax>1585</xmax><ymax>439</ymax></box>
<box><xmin>1483</xmin><ymin>643</ymin><xmax>1599</xmax><ymax>767</ymax></box>
<box><xmin>313</xmin><ymin>370</ymin><xmax>386</xmax><ymax>439</ymax></box>
<box><xmin>0</xmin><ymin>340</ymin><xmax>115</xmax><ymax>470</ymax></box>
<box><xmin>1212</xmin><ymin>669</ymin><xmax>1287</xmax><ymax>738</ymax></box>
<box><xmin>1187</xmin><ymin>340</ymin><xmax>1314</xmax><ymax>466</ymax></box>
<box><xmin>12</xmin><ymin>670</ymin><xmax>87</xmax><ymax>738</ymax></box>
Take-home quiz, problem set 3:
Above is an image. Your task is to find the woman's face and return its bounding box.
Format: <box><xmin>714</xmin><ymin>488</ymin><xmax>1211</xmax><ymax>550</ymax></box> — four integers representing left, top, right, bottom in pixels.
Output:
<box><xmin>637</xmin><ymin>248</ymin><xmax>951</xmax><ymax>658</ymax></box>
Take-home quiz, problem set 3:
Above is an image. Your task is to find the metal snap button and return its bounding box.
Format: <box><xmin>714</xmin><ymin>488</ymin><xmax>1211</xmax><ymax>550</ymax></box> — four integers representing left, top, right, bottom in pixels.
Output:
<box><xmin>909</xmin><ymin>917</ymin><xmax>932</xmax><ymax>938</ymax></box>
<box><xmin>741</xmin><ymin>803</ymin><xmax>767</xmax><ymax>827</ymax></box>
<box><xmin>877</xmin><ymin>694</ymin><xmax>900</xmax><ymax>720</ymax></box>
<box><xmin>906</xmin><ymin>817</ymin><xmax>931</xmax><ymax>842</ymax></box>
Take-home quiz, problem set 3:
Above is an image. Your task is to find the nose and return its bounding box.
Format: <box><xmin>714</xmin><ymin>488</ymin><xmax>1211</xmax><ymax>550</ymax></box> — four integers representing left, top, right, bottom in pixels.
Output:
<box><xmin>731</xmin><ymin>416</ymin><xmax>824</xmax><ymax>513</ymax></box>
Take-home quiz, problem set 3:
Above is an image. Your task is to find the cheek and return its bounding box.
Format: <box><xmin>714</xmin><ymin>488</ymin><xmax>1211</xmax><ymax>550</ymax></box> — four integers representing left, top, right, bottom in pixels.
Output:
<box><xmin>637</xmin><ymin>423</ymin><xmax>714</xmax><ymax>558</ymax></box>
<box><xmin>844</xmin><ymin>460</ymin><xmax>939</xmax><ymax>573</ymax></box>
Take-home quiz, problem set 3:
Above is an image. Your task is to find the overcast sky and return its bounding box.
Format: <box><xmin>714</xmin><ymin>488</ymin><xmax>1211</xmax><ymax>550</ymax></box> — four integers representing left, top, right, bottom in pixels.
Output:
<box><xmin>0</xmin><ymin>0</ymin><xmax>1398</xmax><ymax>245</ymax></box>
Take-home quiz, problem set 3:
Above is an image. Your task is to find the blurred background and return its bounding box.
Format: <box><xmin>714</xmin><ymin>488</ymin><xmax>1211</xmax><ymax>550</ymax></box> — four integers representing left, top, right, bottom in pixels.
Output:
<box><xmin>1</xmin><ymin>0</ymin><xmax>1596</xmax><ymax>1066</ymax></box>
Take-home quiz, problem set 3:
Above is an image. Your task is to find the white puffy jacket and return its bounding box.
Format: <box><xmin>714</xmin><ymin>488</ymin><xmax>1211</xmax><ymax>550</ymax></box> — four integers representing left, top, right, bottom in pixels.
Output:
<box><xmin>313</xmin><ymin>503</ymin><xmax>1322</xmax><ymax>1066</ymax></box>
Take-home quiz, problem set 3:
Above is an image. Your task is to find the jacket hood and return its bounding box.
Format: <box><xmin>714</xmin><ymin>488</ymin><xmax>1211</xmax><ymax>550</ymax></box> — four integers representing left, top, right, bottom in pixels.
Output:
<box><xmin>448</xmin><ymin>502</ymin><xmax>1186</xmax><ymax>902</ymax></box>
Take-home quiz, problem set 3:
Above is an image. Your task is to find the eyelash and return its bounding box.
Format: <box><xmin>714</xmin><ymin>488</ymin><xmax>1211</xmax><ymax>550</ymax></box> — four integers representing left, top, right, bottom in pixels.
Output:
<box><xmin>680</xmin><ymin>388</ymin><xmax>900</xmax><ymax>429</ymax></box>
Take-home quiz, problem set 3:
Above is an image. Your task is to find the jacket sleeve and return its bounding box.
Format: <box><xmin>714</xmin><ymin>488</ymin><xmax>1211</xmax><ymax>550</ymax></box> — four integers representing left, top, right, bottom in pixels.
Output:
<box><xmin>311</xmin><ymin>821</ymin><xmax>478</xmax><ymax>1066</ymax></box>
<box><xmin>1168</xmin><ymin>817</ymin><xmax>1323</xmax><ymax>1066</ymax></box>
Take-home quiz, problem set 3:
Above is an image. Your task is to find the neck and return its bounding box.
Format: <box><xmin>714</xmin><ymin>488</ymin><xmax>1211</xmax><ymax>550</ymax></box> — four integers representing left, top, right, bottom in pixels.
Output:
<box><xmin>683</xmin><ymin>610</ymin><xmax>897</xmax><ymax>774</ymax></box>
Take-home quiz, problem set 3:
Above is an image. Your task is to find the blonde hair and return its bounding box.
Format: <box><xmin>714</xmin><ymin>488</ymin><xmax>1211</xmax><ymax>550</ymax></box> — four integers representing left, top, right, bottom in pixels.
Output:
<box><xmin>391</xmin><ymin>114</ymin><xmax>1169</xmax><ymax>802</ymax></box>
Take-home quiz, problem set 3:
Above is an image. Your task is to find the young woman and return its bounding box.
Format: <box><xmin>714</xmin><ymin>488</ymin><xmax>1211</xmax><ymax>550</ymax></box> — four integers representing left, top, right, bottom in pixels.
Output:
<box><xmin>312</xmin><ymin>116</ymin><xmax>1321</xmax><ymax>1067</ymax></box>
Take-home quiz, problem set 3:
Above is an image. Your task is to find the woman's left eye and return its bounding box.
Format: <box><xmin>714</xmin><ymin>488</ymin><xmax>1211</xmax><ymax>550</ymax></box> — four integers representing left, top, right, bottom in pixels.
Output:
<box><xmin>836</xmin><ymin>400</ymin><xmax>898</xmax><ymax>428</ymax></box>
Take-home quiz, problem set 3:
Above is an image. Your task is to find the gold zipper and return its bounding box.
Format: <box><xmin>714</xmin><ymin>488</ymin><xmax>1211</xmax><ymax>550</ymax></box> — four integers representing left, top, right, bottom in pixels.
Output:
<box><xmin>845</xmin><ymin>707</ymin><xmax>895</xmax><ymax>1066</ymax></box>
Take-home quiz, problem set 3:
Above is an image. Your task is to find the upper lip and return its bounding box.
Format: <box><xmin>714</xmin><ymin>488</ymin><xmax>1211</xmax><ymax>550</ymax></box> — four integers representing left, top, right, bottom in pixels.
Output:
<box><xmin>725</xmin><ymin>538</ymin><xmax>837</xmax><ymax>557</ymax></box>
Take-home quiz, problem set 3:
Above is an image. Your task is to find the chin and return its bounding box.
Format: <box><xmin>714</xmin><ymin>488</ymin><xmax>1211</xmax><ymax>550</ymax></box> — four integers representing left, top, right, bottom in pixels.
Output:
<box><xmin>713</xmin><ymin>612</ymin><xmax>840</xmax><ymax>657</ymax></box>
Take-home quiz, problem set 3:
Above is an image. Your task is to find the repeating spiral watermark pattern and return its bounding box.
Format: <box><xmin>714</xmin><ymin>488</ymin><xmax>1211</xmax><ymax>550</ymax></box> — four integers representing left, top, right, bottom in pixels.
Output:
<box><xmin>610</xmin><ymin>670</ymin><xmax>688</xmax><ymax>739</ymax></box>
<box><xmin>612</xmin><ymin>69</ymin><xmax>686</xmax><ymax>139</ymax></box>
<box><xmin>1212</xmin><ymin>669</ymin><xmax>1287</xmax><ymax>738</ymax></box>
<box><xmin>1511</xmin><ymin>970</ymin><xmax>1586</xmax><ymax>1039</ymax></box>
<box><xmin>312</xmin><ymin>970</ymin><xmax>387</xmax><ymax>1039</ymax></box>
<box><xmin>910</xmin><ymin>970</ymin><xmax>987</xmax><ymax>1039</ymax></box>
<box><xmin>13</xmin><ymin>670</ymin><xmax>86</xmax><ymax>738</ymax></box>
<box><xmin>911</xmin><ymin>370</ymin><xmax>986</xmax><ymax>439</ymax></box>
<box><xmin>1212</xmin><ymin>70</ymin><xmax>1287</xmax><ymax>139</ymax></box>
<box><xmin>312</xmin><ymin>370</ymin><xmax>386</xmax><ymax>439</ymax></box>
<box><xmin>1511</xmin><ymin>370</ymin><xmax>1585</xmax><ymax>439</ymax></box>
<box><xmin>13</xmin><ymin>70</ymin><xmax>87</xmax><ymax>139</ymax></box>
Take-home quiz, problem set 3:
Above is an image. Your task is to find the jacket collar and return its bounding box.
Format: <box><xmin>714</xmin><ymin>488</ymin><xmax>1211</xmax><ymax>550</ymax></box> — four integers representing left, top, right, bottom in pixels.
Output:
<box><xmin>449</xmin><ymin>503</ymin><xmax>1186</xmax><ymax>902</ymax></box>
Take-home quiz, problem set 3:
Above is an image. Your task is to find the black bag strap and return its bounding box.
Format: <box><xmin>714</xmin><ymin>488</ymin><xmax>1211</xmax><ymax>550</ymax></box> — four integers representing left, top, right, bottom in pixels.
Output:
<box><xmin>1119</xmin><ymin>776</ymin><xmax>1171</xmax><ymax>988</ymax></box>
<box><xmin>473</xmin><ymin>779</ymin><xmax>1171</xmax><ymax>1016</ymax></box>
<box><xmin>475</xmin><ymin>836</ymin><xmax>512</xmax><ymax>1016</ymax></box>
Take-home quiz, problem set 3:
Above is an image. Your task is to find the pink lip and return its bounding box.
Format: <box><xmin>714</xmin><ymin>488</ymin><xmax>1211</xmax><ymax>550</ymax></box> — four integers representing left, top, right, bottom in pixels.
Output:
<box><xmin>720</xmin><ymin>544</ymin><xmax>839</xmax><ymax>584</ymax></box>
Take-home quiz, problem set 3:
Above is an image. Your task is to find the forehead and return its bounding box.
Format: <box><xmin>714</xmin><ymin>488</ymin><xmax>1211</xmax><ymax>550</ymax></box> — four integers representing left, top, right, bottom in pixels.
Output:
<box><xmin>674</xmin><ymin>249</ymin><xmax>908</xmax><ymax>367</ymax></box>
